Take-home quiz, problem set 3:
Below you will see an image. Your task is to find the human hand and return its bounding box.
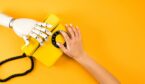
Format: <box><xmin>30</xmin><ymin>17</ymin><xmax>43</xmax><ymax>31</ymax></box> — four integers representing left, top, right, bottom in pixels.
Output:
<box><xmin>57</xmin><ymin>24</ymin><xmax>85</xmax><ymax>59</ymax></box>
<box><xmin>57</xmin><ymin>24</ymin><xmax>120</xmax><ymax>84</ymax></box>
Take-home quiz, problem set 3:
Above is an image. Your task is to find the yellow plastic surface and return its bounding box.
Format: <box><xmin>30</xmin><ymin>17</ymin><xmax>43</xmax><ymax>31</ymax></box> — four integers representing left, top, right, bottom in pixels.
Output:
<box><xmin>33</xmin><ymin>24</ymin><xmax>66</xmax><ymax>67</ymax></box>
<box><xmin>21</xmin><ymin>37</ymin><xmax>39</xmax><ymax>56</ymax></box>
<box><xmin>0</xmin><ymin>0</ymin><xmax>145</xmax><ymax>84</ymax></box>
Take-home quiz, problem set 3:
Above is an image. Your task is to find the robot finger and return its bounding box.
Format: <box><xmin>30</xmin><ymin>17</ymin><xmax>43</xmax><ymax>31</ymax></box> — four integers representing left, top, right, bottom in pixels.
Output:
<box><xmin>35</xmin><ymin>26</ymin><xmax>46</xmax><ymax>32</ymax></box>
<box><xmin>36</xmin><ymin>22</ymin><xmax>44</xmax><ymax>26</ymax></box>
<box><xmin>36</xmin><ymin>22</ymin><xmax>52</xmax><ymax>28</ymax></box>
<box><xmin>35</xmin><ymin>26</ymin><xmax>52</xmax><ymax>36</ymax></box>
<box><xmin>31</xmin><ymin>29</ymin><xmax>48</xmax><ymax>41</ymax></box>
<box><xmin>46</xmin><ymin>23</ymin><xmax>52</xmax><ymax>28</ymax></box>
<box><xmin>29</xmin><ymin>32</ymin><xmax>44</xmax><ymax>46</ymax></box>
<box><xmin>45</xmin><ymin>29</ymin><xmax>52</xmax><ymax>36</ymax></box>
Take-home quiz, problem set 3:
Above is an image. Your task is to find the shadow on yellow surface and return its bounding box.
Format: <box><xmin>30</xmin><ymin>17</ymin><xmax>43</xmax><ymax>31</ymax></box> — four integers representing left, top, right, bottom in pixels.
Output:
<box><xmin>0</xmin><ymin>0</ymin><xmax>145</xmax><ymax>84</ymax></box>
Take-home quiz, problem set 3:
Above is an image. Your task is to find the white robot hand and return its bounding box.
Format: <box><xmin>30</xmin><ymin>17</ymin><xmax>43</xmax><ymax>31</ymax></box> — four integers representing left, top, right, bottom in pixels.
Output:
<box><xmin>11</xmin><ymin>18</ymin><xmax>52</xmax><ymax>46</ymax></box>
<box><xmin>0</xmin><ymin>13</ymin><xmax>52</xmax><ymax>46</ymax></box>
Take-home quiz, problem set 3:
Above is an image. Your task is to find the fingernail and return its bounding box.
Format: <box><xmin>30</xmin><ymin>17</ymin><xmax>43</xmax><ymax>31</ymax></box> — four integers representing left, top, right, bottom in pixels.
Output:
<box><xmin>70</xmin><ymin>24</ymin><xmax>73</xmax><ymax>26</ymax></box>
<box><xmin>65</xmin><ymin>24</ymin><xmax>68</xmax><ymax>26</ymax></box>
<box><xmin>56</xmin><ymin>42</ymin><xmax>60</xmax><ymax>46</ymax></box>
<box><xmin>59</xmin><ymin>30</ymin><xmax>63</xmax><ymax>33</ymax></box>
<box><xmin>76</xmin><ymin>26</ymin><xmax>79</xmax><ymax>28</ymax></box>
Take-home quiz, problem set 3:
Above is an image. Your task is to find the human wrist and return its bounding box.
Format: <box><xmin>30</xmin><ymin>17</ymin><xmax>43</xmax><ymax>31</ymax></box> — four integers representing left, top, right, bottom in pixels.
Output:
<box><xmin>73</xmin><ymin>51</ymin><xmax>87</xmax><ymax>62</ymax></box>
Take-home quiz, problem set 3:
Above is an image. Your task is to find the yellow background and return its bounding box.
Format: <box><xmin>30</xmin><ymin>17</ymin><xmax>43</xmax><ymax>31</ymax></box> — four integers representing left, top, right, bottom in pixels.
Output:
<box><xmin>0</xmin><ymin>0</ymin><xmax>145</xmax><ymax>84</ymax></box>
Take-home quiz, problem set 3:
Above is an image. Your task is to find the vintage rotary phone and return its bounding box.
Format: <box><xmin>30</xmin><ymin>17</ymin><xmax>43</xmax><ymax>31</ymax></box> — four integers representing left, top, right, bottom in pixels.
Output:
<box><xmin>22</xmin><ymin>14</ymin><xmax>66</xmax><ymax>67</ymax></box>
<box><xmin>0</xmin><ymin>14</ymin><xmax>66</xmax><ymax>82</ymax></box>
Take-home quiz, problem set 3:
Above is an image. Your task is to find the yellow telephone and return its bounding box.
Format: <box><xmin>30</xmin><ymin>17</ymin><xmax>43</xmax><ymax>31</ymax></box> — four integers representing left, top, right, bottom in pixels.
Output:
<box><xmin>21</xmin><ymin>14</ymin><xmax>66</xmax><ymax>67</ymax></box>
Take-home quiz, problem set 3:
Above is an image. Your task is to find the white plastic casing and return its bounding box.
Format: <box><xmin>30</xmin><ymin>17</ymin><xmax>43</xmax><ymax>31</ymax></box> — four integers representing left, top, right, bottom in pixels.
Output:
<box><xmin>0</xmin><ymin>13</ymin><xmax>13</xmax><ymax>27</ymax></box>
<box><xmin>12</xmin><ymin>18</ymin><xmax>37</xmax><ymax>37</ymax></box>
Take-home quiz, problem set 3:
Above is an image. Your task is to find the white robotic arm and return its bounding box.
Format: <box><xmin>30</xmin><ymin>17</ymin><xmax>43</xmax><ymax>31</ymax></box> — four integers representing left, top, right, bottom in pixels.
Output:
<box><xmin>0</xmin><ymin>13</ymin><xmax>52</xmax><ymax>46</ymax></box>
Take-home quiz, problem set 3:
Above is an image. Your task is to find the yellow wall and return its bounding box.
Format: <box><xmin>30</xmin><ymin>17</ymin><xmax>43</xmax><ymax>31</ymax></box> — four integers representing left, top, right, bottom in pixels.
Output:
<box><xmin>0</xmin><ymin>0</ymin><xmax>145</xmax><ymax>84</ymax></box>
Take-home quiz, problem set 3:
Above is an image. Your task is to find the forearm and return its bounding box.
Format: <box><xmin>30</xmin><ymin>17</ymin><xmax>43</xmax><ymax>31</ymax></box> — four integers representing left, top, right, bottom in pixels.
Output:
<box><xmin>58</xmin><ymin>24</ymin><xmax>119</xmax><ymax>84</ymax></box>
<box><xmin>74</xmin><ymin>52</ymin><xmax>120</xmax><ymax>84</ymax></box>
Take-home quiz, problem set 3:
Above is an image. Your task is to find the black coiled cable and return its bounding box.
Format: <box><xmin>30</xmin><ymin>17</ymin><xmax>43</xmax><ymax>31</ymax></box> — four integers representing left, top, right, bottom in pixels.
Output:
<box><xmin>0</xmin><ymin>53</ymin><xmax>34</xmax><ymax>82</ymax></box>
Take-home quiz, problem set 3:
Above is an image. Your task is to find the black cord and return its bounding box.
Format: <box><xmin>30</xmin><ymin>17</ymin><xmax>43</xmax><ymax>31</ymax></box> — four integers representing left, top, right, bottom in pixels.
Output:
<box><xmin>0</xmin><ymin>53</ymin><xmax>34</xmax><ymax>82</ymax></box>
